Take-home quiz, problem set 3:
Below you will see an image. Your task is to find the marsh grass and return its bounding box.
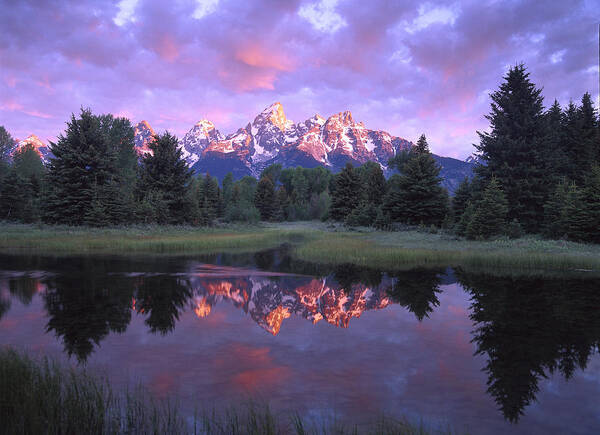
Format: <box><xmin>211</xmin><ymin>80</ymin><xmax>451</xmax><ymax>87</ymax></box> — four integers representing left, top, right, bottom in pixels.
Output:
<box><xmin>0</xmin><ymin>347</ymin><xmax>186</xmax><ymax>434</ymax></box>
<box><xmin>0</xmin><ymin>223</ymin><xmax>311</xmax><ymax>255</ymax></box>
<box><xmin>0</xmin><ymin>348</ymin><xmax>446</xmax><ymax>435</ymax></box>
<box><xmin>1</xmin><ymin>222</ymin><xmax>599</xmax><ymax>272</ymax></box>
<box><xmin>292</xmin><ymin>229</ymin><xmax>600</xmax><ymax>273</ymax></box>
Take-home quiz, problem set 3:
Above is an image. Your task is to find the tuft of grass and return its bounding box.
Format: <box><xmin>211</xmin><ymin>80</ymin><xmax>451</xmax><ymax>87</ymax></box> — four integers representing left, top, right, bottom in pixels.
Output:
<box><xmin>0</xmin><ymin>347</ymin><xmax>186</xmax><ymax>434</ymax></box>
<box><xmin>0</xmin><ymin>347</ymin><xmax>454</xmax><ymax>435</ymax></box>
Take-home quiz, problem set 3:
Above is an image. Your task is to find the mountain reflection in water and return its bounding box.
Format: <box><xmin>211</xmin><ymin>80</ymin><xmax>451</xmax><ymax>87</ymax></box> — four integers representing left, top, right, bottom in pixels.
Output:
<box><xmin>0</xmin><ymin>251</ymin><xmax>599</xmax><ymax>433</ymax></box>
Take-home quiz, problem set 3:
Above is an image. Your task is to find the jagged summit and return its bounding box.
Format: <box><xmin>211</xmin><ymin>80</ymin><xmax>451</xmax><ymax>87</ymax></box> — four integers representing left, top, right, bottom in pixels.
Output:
<box><xmin>133</xmin><ymin>120</ymin><xmax>155</xmax><ymax>155</ymax></box>
<box><xmin>328</xmin><ymin>111</ymin><xmax>354</xmax><ymax>125</ymax></box>
<box><xmin>13</xmin><ymin>134</ymin><xmax>52</xmax><ymax>160</ymax></box>
<box><xmin>253</xmin><ymin>101</ymin><xmax>289</xmax><ymax>132</ymax></box>
<box><xmin>126</xmin><ymin>103</ymin><xmax>473</xmax><ymax>191</ymax></box>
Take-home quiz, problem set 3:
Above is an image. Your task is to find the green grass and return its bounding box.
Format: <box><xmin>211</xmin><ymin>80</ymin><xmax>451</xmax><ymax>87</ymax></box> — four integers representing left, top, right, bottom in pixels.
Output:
<box><xmin>0</xmin><ymin>223</ymin><xmax>308</xmax><ymax>255</ymax></box>
<box><xmin>1</xmin><ymin>221</ymin><xmax>600</xmax><ymax>273</ymax></box>
<box><xmin>293</xmin><ymin>229</ymin><xmax>600</xmax><ymax>272</ymax></box>
<box><xmin>0</xmin><ymin>347</ymin><xmax>445</xmax><ymax>435</ymax></box>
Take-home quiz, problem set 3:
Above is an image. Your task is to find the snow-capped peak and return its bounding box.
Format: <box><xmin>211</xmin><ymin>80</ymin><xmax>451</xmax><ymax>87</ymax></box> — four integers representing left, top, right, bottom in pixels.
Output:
<box><xmin>255</xmin><ymin>102</ymin><xmax>288</xmax><ymax>132</ymax></box>
<box><xmin>134</xmin><ymin>120</ymin><xmax>155</xmax><ymax>156</ymax></box>
<box><xmin>195</xmin><ymin>119</ymin><xmax>215</xmax><ymax>130</ymax></box>
<box><xmin>13</xmin><ymin>134</ymin><xmax>52</xmax><ymax>161</ymax></box>
<box><xmin>329</xmin><ymin>111</ymin><xmax>354</xmax><ymax>125</ymax></box>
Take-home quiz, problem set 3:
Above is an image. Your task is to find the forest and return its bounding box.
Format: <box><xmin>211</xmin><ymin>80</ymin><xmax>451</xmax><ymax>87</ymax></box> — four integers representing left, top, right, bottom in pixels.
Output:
<box><xmin>0</xmin><ymin>64</ymin><xmax>599</xmax><ymax>243</ymax></box>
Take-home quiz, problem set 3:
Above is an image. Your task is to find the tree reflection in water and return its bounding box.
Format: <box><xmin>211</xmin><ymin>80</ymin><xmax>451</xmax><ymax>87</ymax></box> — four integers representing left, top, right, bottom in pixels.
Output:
<box><xmin>1</xmin><ymin>253</ymin><xmax>599</xmax><ymax>424</ymax></box>
<box><xmin>456</xmin><ymin>269</ymin><xmax>600</xmax><ymax>422</ymax></box>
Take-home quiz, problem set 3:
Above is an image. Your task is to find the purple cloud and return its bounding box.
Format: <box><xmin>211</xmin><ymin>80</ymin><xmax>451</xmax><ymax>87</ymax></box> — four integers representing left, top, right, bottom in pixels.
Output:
<box><xmin>0</xmin><ymin>0</ymin><xmax>597</xmax><ymax>158</ymax></box>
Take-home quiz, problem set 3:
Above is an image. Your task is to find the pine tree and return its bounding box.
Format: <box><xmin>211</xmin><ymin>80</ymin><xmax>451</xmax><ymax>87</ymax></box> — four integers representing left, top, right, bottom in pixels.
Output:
<box><xmin>414</xmin><ymin>134</ymin><xmax>430</xmax><ymax>154</ymax></box>
<box><xmin>456</xmin><ymin>202</ymin><xmax>475</xmax><ymax>237</ymax></box>
<box><xmin>543</xmin><ymin>180</ymin><xmax>589</xmax><ymax>241</ymax></box>
<box><xmin>581</xmin><ymin>165</ymin><xmax>600</xmax><ymax>243</ymax></box>
<box><xmin>254</xmin><ymin>176</ymin><xmax>276</xmax><ymax>221</ymax></box>
<box><xmin>358</xmin><ymin>161</ymin><xmax>386</xmax><ymax>206</ymax></box>
<box><xmin>137</xmin><ymin>132</ymin><xmax>192</xmax><ymax>224</ymax></box>
<box><xmin>543</xmin><ymin>180</ymin><xmax>571</xmax><ymax>239</ymax></box>
<box><xmin>330</xmin><ymin>163</ymin><xmax>361</xmax><ymax>221</ymax></box>
<box><xmin>542</xmin><ymin>100</ymin><xmax>569</xmax><ymax>181</ymax></box>
<box><xmin>577</xmin><ymin>93</ymin><xmax>599</xmax><ymax>176</ymax></box>
<box><xmin>198</xmin><ymin>174</ymin><xmax>220</xmax><ymax>225</ymax></box>
<box><xmin>475</xmin><ymin>64</ymin><xmax>547</xmax><ymax>232</ymax></box>
<box><xmin>561</xmin><ymin>183</ymin><xmax>588</xmax><ymax>241</ymax></box>
<box><xmin>383</xmin><ymin>135</ymin><xmax>448</xmax><ymax>226</ymax></box>
<box><xmin>466</xmin><ymin>177</ymin><xmax>508</xmax><ymax>240</ymax></box>
<box><xmin>0</xmin><ymin>169</ymin><xmax>26</xmax><ymax>221</ymax></box>
<box><xmin>452</xmin><ymin>177</ymin><xmax>472</xmax><ymax>224</ymax></box>
<box><xmin>273</xmin><ymin>186</ymin><xmax>289</xmax><ymax>221</ymax></box>
<box><xmin>11</xmin><ymin>142</ymin><xmax>46</xmax><ymax>222</ymax></box>
<box><xmin>46</xmin><ymin>109</ymin><xmax>115</xmax><ymax>225</ymax></box>
<box><xmin>0</xmin><ymin>125</ymin><xmax>13</xmax><ymax>170</ymax></box>
<box><xmin>101</xmin><ymin>115</ymin><xmax>138</xmax><ymax>222</ymax></box>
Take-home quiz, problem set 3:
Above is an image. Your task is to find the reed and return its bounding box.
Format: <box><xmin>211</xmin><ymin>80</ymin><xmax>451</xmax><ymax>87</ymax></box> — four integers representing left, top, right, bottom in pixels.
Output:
<box><xmin>1</xmin><ymin>222</ymin><xmax>599</xmax><ymax>272</ymax></box>
<box><xmin>0</xmin><ymin>347</ymin><xmax>445</xmax><ymax>435</ymax></box>
<box><xmin>0</xmin><ymin>223</ymin><xmax>310</xmax><ymax>255</ymax></box>
<box><xmin>292</xmin><ymin>230</ymin><xmax>600</xmax><ymax>272</ymax></box>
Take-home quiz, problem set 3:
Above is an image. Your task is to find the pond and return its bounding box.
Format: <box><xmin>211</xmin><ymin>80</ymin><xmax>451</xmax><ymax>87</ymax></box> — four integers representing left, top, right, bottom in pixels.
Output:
<box><xmin>0</xmin><ymin>249</ymin><xmax>599</xmax><ymax>434</ymax></box>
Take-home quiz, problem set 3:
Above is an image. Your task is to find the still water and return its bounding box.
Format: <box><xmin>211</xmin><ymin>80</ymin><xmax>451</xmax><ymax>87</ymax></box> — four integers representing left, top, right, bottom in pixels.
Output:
<box><xmin>0</xmin><ymin>249</ymin><xmax>599</xmax><ymax>434</ymax></box>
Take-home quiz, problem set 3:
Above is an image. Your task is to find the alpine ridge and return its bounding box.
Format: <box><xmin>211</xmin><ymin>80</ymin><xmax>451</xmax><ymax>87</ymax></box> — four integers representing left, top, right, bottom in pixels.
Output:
<box><xmin>139</xmin><ymin>102</ymin><xmax>473</xmax><ymax>192</ymax></box>
<box><xmin>17</xmin><ymin>103</ymin><xmax>474</xmax><ymax>192</ymax></box>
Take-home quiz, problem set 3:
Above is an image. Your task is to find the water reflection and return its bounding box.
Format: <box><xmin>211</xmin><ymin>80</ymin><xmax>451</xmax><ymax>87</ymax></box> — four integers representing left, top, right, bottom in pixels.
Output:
<box><xmin>387</xmin><ymin>268</ymin><xmax>444</xmax><ymax>321</ymax></box>
<box><xmin>0</xmin><ymin>253</ymin><xmax>599</xmax><ymax>426</ymax></box>
<box><xmin>456</xmin><ymin>269</ymin><xmax>600</xmax><ymax>422</ymax></box>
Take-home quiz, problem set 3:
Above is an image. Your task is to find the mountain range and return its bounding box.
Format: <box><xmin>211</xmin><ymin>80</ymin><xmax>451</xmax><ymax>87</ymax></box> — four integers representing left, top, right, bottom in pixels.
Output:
<box><xmin>189</xmin><ymin>274</ymin><xmax>393</xmax><ymax>335</ymax></box>
<box><xmin>134</xmin><ymin>102</ymin><xmax>474</xmax><ymax>192</ymax></box>
<box><xmin>10</xmin><ymin>103</ymin><xmax>474</xmax><ymax>192</ymax></box>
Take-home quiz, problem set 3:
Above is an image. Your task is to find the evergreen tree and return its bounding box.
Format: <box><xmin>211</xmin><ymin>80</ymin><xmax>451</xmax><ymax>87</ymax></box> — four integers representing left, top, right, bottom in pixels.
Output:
<box><xmin>0</xmin><ymin>126</ymin><xmax>14</xmax><ymax>183</ymax></box>
<box><xmin>543</xmin><ymin>180</ymin><xmax>570</xmax><ymax>238</ymax></box>
<box><xmin>260</xmin><ymin>164</ymin><xmax>282</xmax><ymax>185</ymax></box>
<box><xmin>475</xmin><ymin>64</ymin><xmax>547</xmax><ymax>231</ymax></box>
<box><xmin>0</xmin><ymin>169</ymin><xmax>26</xmax><ymax>221</ymax></box>
<box><xmin>137</xmin><ymin>132</ymin><xmax>192</xmax><ymax>224</ymax></box>
<box><xmin>452</xmin><ymin>177</ymin><xmax>472</xmax><ymax>224</ymax></box>
<box><xmin>273</xmin><ymin>186</ymin><xmax>289</xmax><ymax>221</ymax></box>
<box><xmin>577</xmin><ymin>93</ymin><xmax>599</xmax><ymax>175</ymax></box>
<box><xmin>46</xmin><ymin>109</ymin><xmax>118</xmax><ymax>225</ymax></box>
<box><xmin>466</xmin><ymin>177</ymin><xmax>508</xmax><ymax>240</ymax></box>
<box><xmin>254</xmin><ymin>176</ymin><xmax>276</xmax><ymax>221</ymax></box>
<box><xmin>197</xmin><ymin>174</ymin><xmax>220</xmax><ymax>225</ymax></box>
<box><xmin>456</xmin><ymin>202</ymin><xmax>475</xmax><ymax>237</ymax></box>
<box><xmin>414</xmin><ymin>134</ymin><xmax>430</xmax><ymax>154</ymax></box>
<box><xmin>383</xmin><ymin>135</ymin><xmax>448</xmax><ymax>226</ymax></box>
<box><xmin>542</xmin><ymin>100</ymin><xmax>569</xmax><ymax>181</ymax></box>
<box><xmin>100</xmin><ymin>115</ymin><xmax>138</xmax><ymax>222</ymax></box>
<box><xmin>10</xmin><ymin>143</ymin><xmax>46</xmax><ymax>222</ymax></box>
<box><xmin>543</xmin><ymin>180</ymin><xmax>588</xmax><ymax>241</ymax></box>
<box><xmin>330</xmin><ymin>163</ymin><xmax>361</xmax><ymax>221</ymax></box>
<box><xmin>581</xmin><ymin>165</ymin><xmax>600</xmax><ymax>243</ymax></box>
<box><xmin>358</xmin><ymin>161</ymin><xmax>386</xmax><ymax>206</ymax></box>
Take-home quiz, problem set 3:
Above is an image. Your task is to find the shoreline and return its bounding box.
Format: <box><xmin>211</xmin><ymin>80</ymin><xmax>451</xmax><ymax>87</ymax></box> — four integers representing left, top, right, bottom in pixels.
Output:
<box><xmin>1</xmin><ymin>222</ymin><xmax>599</xmax><ymax>273</ymax></box>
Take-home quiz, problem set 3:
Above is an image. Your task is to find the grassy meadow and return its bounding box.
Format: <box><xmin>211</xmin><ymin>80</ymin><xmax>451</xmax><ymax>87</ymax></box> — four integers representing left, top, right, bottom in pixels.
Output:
<box><xmin>1</xmin><ymin>221</ymin><xmax>599</xmax><ymax>272</ymax></box>
<box><xmin>0</xmin><ymin>348</ymin><xmax>441</xmax><ymax>435</ymax></box>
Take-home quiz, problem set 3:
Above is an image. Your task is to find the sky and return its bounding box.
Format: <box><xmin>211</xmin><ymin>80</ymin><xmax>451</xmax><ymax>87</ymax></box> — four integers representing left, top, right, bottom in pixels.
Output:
<box><xmin>0</xmin><ymin>0</ymin><xmax>598</xmax><ymax>159</ymax></box>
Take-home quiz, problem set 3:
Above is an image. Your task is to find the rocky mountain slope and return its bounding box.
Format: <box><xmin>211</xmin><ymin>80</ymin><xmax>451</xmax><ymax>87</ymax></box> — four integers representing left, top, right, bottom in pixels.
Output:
<box><xmin>134</xmin><ymin>102</ymin><xmax>473</xmax><ymax>191</ymax></box>
<box><xmin>12</xmin><ymin>134</ymin><xmax>53</xmax><ymax>160</ymax></box>
<box><xmin>16</xmin><ymin>103</ymin><xmax>474</xmax><ymax>192</ymax></box>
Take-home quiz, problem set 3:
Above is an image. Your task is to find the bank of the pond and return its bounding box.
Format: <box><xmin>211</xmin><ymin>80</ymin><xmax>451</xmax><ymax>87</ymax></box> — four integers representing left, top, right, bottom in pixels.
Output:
<box><xmin>1</xmin><ymin>222</ymin><xmax>600</xmax><ymax>272</ymax></box>
<box><xmin>0</xmin><ymin>348</ymin><xmax>440</xmax><ymax>435</ymax></box>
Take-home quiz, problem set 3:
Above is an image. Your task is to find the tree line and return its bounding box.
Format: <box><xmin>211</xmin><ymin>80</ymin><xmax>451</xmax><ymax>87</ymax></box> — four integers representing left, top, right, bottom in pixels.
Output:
<box><xmin>0</xmin><ymin>64</ymin><xmax>598</xmax><ymax>242</ymax></box>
